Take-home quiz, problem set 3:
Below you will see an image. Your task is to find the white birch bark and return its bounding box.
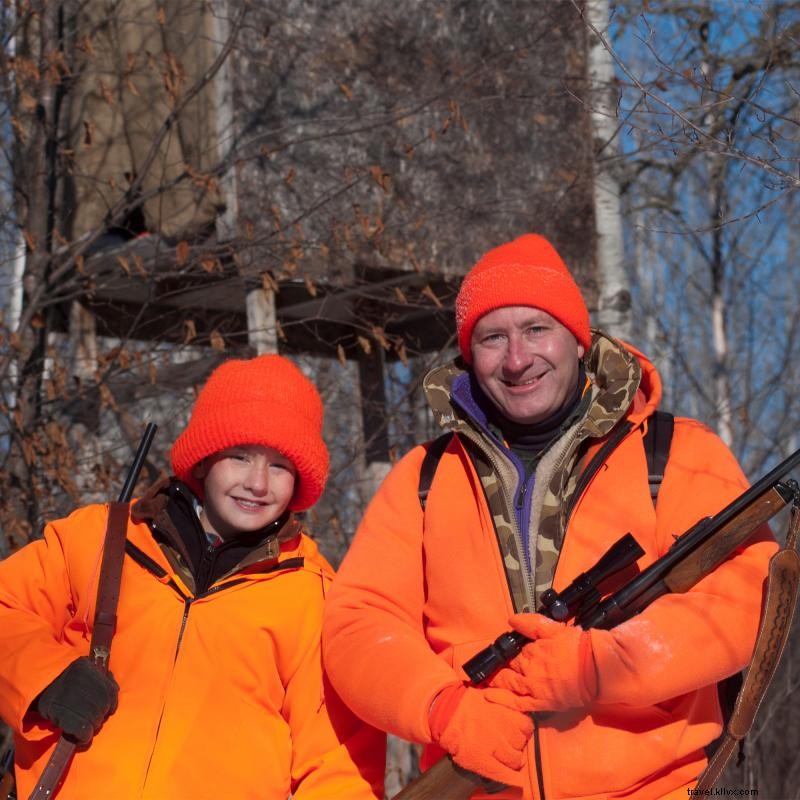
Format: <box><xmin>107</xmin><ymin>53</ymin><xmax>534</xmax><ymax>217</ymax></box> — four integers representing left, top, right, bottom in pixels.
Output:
<box><xmin>586</xmin><ymin>0</ymin><xmax>632</xmax><ymax>339</ymax></box>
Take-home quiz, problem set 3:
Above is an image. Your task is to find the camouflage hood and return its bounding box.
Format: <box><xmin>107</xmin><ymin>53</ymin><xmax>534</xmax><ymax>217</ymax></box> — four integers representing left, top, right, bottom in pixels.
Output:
<box><xmin>422</xmin><ymin>329</ymin><xmax>662</xmax><ymax>611</ymax></box>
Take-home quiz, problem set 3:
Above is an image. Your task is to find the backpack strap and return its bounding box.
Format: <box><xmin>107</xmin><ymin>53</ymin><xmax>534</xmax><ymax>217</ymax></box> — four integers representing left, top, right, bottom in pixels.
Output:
<box><xmin>420</xmin><ymin>413</ymin><xmax>676</xmax><ymax>512</ymax></box>
<box><xmin>643</xmin><ymin>410</ymin><xmax>674</xmax><ymax>506</ymax></box>
<box><xmin>418</xmin><ymin>433</ymin><xmax>454</xmax><ymax>511</ymax></box>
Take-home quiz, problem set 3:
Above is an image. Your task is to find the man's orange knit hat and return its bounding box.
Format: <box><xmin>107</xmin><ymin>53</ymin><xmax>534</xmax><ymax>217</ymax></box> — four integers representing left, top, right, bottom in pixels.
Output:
<box><xmin>455</xmin><ymin>233</ymin><xmax>591</xmax><ymax>363</ymax></box>
<box><xmin>171</xmin><ymin>354</ymin><xmax>329</xmax><ymax>511</ymax></box>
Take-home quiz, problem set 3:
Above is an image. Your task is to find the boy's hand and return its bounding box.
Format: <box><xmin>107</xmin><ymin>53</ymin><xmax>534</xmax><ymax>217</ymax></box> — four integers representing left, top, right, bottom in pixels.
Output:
<box><xmin>428</xmin><ymin>683</ymin><xmax>532</xmax><ymax>787</ymax></box>
<box><xmin>487</xmin><ymin>613</ymin><xmax>597</xmax><ymax>712</ymax></box>
<box><xmin>36</xmin><ymin>657</ymin><xmax>119</xmax><ymax>744</ymax></box>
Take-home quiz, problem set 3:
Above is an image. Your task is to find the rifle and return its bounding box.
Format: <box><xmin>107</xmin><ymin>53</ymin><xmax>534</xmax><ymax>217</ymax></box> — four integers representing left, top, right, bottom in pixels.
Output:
<box><xmin>21</xmin><ymin>423</ymin><xmax>158</xmax><ymax>800</ymax></box>
<box><xmin>0</xmin><ymin>745</ymin><xmax>15</xmax><ymax>800</ymax></box>
<box><xmin>393</xmin><ymin>447</ymin><xmax>800</xmax><ymax>800</ymax></box>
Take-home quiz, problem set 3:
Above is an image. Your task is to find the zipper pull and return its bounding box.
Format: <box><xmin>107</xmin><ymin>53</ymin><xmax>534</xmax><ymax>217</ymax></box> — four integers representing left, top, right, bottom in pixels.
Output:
<box><xmin>515</xmin><ymin>481</ymin><xmax>527</xmax><ymax>510</ymax></box>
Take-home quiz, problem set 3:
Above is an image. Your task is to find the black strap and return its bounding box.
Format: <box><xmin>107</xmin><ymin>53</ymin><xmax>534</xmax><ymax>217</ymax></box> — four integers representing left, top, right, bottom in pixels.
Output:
<box><xmin>643</xmin><ymin>410</ymin><xmax>674</xmax><ymax>506</ymax></box>
<box><xmin>418</xmin><ymin>433</ymin><xmax>454</xmax><ymax>511</ymax></box>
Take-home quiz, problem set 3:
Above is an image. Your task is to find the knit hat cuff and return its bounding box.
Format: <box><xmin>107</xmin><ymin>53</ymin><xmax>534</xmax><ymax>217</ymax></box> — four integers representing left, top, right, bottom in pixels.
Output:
<box><xmin>456</xmin><ymin>262</ymin><xmax>591</xmax><ymax>362</ymax></box>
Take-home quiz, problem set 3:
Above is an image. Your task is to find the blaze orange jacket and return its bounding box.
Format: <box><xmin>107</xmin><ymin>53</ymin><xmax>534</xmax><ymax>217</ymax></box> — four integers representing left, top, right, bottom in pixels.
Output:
<box><xmin>322</xmin><ymin>343</ymin><xmax>776</xmax><ymax>800</ymax></box>
<box><xmin>0</xmin><ymin>498</ymin><xmax>385</xmax><ymax>799</ymax></box>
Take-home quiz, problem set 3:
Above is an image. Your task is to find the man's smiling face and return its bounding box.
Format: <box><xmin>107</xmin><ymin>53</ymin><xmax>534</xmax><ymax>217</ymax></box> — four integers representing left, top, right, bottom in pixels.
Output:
<box><xmin>470</xmin><ymin>306</ymin><xmax>584</xmax><ymax>425</ymax></box>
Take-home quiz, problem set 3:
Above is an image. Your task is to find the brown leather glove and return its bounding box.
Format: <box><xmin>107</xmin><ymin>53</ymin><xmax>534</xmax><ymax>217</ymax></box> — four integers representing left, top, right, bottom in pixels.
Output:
<box><xmin>36</xmin><ymin>657</ymin><xmax>119</xmax><ymax>744</ymax></box>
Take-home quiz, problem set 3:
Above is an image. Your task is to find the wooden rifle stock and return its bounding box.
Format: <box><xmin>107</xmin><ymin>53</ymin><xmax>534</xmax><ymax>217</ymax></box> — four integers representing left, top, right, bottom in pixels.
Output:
<box><xmin>391</xmin><ymin>449</ymin><xmax>800</xmax><ymax>800</ymax></box>
<box><xmin>27</xmin><ymin>423</ymin><xmax>157</xmax><ymax>800</ymax></box>
<box><xmin>393</xmin><ymin>757</ymin><xmax>489</xmax><ymax>800</ymax></box>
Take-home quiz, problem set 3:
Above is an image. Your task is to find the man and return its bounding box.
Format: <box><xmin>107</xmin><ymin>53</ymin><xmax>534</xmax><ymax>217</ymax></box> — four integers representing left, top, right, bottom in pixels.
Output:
<box><xmin>322</xmin><ymin>234</ymin><xmax>775</xmax><ymax>799</ymax></box>
<box><xmin>0</xmin><ymin>354</ymin><xmax>385</xmax><ymax>799</ymax></box>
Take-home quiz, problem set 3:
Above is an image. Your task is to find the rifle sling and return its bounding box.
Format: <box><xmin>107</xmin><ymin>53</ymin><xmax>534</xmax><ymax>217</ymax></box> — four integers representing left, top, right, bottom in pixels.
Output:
<box><xmin>90</xmin><ymin>502</ymin><xmax>129</xmax><ymax>669</ymax></box>
<box><xmin>695</xmin><ymin>504</ymin><xmax>800</xmax><ymax>792</ymax></box>
<box><xmin>27</xmin><ymin>502</ymin><xmax>130</xmax><ymax>800</ymax></box>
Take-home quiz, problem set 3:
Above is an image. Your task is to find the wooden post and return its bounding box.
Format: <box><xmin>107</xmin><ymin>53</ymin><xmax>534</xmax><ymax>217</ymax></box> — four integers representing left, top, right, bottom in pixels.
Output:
<box><xmin>246</xmin><ymin>287</ymin><xmax>279</xmax><ymax>355</ymax></box>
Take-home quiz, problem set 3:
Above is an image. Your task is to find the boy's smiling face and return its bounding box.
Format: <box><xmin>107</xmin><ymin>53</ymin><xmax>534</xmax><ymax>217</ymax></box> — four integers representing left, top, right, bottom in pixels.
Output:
<box><xmin>192</xmin><ymin>444</ymin><xmax>297</xmax><ymax>540</ymax></box>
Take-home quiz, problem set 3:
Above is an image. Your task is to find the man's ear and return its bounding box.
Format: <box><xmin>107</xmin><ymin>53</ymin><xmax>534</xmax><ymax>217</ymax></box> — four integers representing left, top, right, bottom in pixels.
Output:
<box><xmin>192</xmin><ymin>460</ymin><xmax>208</xmax><ymax>481</ymax></box>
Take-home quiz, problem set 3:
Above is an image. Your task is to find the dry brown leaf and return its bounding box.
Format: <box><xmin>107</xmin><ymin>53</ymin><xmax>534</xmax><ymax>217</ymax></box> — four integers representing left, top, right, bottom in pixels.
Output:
<box><xmin>100</xmin><ymin>81</ymin><xmax>116</xmax><ymax>106</ymax></box>
<box><xmin>19</xmin><ymin>90</ymin><xmax>37</xmax><ymax>111</ymax></box>
<box><xmin>336</xmin><ymin>344</ymin><xmax>347</xmax><ymax>367</ymax></box>
<box><xmin>338</xmin><ymin>82</ymin><xmax>353</xmax><ymax>101</ymax></box>
<box><xmin>176</xmin><ymin>240</ymin><xmax>190</xmax><ymax>266</ymax></box>
<box><xmin>304</xmin><ymin>275</ymin><xmax>318</xmax><ymax>297</ymax></box>
<box><xmin>209</xmin><ymin>330</ymin><xmax>225</xmax><ymax>351</ymax></box>
<box><xmin>99</xmin><ymin>383</ymin><xmax>119</xmax><ymax>411</ymax></box>
<box><xmin>357</xmin><ymin>335</ymin><xmax>372</xmax><ymax>355</ymax></box>
<box><xmin>183</xmin><ymin>319</ymin><xmax>196</xmax><ymax>344</ymax></box>
<box><xmin>76</xmin><ymin>36</ymin><xmax>96</xmax><ymax>57</ymax></box>
<box><xmin>372</xmin><ymin>326</ymin><xmax>390</xmax><ymax>350</ymax></box>
<box><xmin>421</xmin><ymin>284</ymin><xmax>443</xmax><ymax>308</ymax></box>
<box><xmin>370</xmin><ymin>165</ymin><xmax>391</xmax><ymax>194</ymax></box>
<box><xmin>262</xmin><ymin>272</ymin><xmax>279</xmax><ymax>293</ymax></box>
<box><xmin>116</xmin><ymin>255</ymin><xmax>131</xmax><ymax>275</ymax></box>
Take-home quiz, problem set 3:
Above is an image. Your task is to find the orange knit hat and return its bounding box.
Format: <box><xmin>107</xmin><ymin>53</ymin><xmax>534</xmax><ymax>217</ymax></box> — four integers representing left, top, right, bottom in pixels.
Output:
<box><xmin>455</xmin><ymin>234</ymin><xmax>591</xmax><ymax>363</ymax></box>
<box><xmin>171</xmin><ymin>354</ymin><xmax>329</xmax><ymax>511</ymax></box>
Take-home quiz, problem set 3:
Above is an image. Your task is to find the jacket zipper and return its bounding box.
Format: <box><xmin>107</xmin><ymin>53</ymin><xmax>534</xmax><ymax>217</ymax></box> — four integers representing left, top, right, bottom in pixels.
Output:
<box><xmin>459</xmin><ymin>430</ymin><xmax>537</xmax><ymax>610</ymax></box>
<box><xmin>127</xmin><ymin>543</ymin><xmax>303</xmax><ymax>791</ymax></box>
<box><xmin>533</xmin><ymin>720</ymin><xmax>546</xmax><ymax>800</ymax></box>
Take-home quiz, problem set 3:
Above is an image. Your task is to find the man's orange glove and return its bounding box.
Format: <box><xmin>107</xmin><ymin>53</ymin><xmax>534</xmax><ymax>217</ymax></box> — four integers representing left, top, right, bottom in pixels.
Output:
<box><xmin>487</xmin><ymin>613</ymin><xmax>598</xmax><ymax>712</ymax></box>
<box><xmin>428</xmin><ymin>682</ymin><xmax>533</xmax><ymax>786</ymax></box>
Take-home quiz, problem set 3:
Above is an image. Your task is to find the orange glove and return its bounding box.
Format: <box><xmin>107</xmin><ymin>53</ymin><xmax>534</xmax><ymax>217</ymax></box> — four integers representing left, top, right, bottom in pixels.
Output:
<box><xmin>428</xmin><ymin>682</ymin><xmax>533</xmax><ymax>787</ymax></box>
<box><xmin>487</xmin><ymin>613</ymin><xmax>598</xmax><ymax>712</ymax></box>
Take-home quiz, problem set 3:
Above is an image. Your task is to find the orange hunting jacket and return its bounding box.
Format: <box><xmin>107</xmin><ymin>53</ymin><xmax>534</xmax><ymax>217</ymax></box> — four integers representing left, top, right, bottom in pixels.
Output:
<box><xmin>0</xmin><ymin>498</ymin><xmax>384</xmax><ymax>800</ymax></box>
<box><xmin>322</xmin><ymin>340</ymin><xmax>776</xmax><ymax>800</ymax></box>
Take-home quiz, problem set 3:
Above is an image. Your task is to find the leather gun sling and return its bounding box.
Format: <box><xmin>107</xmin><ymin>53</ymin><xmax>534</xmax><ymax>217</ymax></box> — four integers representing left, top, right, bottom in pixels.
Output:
<box><xmin>28</xmin><ymin>502</ymin><xmax>129</xmax><ymax>800</ymax></box>
<box><xmin>90</xmin><ymin>502</ymin><xmax>130</xmax><ymax>668</ymax></box>
<box><xmin>695</xmin><ymin>504</ymin><xmax>800</xmax><ymax>792</ymax></box>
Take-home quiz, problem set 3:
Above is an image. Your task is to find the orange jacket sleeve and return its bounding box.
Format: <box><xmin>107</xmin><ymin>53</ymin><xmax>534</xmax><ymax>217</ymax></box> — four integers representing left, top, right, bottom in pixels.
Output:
<box><xmin>0</xmin><ymin>511</ymin><xmax>97</xmax><ymax>734</ymax></box>
<box><xmin>284</xmin><ymin>568</ymin><xmax>385</xmax><ymax>799</ymax></box>
<box><xmin>585</xmin><ymin>419</ymin><xmax>776</xmax><ymax>707</ymax></box>
<box><xmin>322</xmin><ymin>445</ymin><xmax>459</xmax><ymax>744</ymax></box>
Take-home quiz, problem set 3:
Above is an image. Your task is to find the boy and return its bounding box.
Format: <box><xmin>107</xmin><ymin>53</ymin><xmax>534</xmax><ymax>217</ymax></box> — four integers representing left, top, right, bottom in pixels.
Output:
<box><xmin>0</xmin><ymin>354</ymin><xmax>385</xmax><ymax>799</ymax></box>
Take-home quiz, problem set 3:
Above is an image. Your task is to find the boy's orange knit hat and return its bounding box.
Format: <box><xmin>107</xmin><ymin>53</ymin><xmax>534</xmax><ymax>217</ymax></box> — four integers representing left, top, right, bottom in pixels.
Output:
<box><xmin>455</xmin><ymin>233</ymin><xmax>591</xmax><ymax>363</ymax></box>
<box><xmin>171</xmin><ymin>354</ymin><xmax>329</xmax><ymax>511</ymax></box>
